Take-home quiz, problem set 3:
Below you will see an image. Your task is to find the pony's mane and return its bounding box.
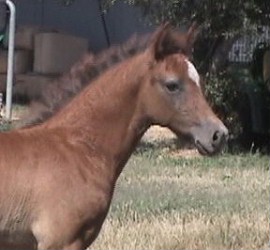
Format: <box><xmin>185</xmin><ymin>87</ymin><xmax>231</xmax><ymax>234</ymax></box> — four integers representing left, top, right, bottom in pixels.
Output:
<box><xmin>23</xmin><ymin>33</ymin><xmax>151</xmax><ymax>126</ymax></box>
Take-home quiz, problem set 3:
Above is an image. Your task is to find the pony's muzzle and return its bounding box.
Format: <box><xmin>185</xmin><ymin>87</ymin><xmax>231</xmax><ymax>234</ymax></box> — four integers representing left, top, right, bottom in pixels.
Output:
<box><xmin>192</xmin><ymin>121</ymin><xmax>228</xmax><ymax>156</ymax></box>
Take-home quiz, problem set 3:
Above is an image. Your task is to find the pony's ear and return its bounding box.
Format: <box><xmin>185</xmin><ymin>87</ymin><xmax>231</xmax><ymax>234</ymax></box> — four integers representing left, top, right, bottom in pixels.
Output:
<box><xmin>186</xmin><ymin>22</ymin><xmax>200</xmax><ymax>48</ymax></box>
<box><xmin>150</xmin><ymin>22</ymin><xmax>200</xmax><ymax>60</ymax></box>
<box><xmin>151</xmin><ymin>22</ymin><xmax>181</xmax><ymax>60</ymax></box>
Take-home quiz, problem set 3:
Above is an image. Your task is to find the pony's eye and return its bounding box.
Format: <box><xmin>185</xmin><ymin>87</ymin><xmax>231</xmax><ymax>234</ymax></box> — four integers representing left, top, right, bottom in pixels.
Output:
<box><xmin>165</xmin><ymin>82</ymin><xmax>180</xmax><ymax>92</ymax></box>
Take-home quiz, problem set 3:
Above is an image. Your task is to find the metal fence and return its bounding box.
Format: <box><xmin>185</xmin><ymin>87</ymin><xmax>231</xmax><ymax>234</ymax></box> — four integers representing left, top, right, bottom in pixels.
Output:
<box><xmin>228</xmin><ymin>26</ymin><xmax>270</xmax><ymax>63</ymax></box>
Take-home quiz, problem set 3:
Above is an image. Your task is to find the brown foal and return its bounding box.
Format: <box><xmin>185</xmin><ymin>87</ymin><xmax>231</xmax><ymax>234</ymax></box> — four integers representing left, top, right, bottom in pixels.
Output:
<box><xmin>0</xmin><ymin>24</ymin><xmax>228</xmax><ymax>249</ymax></box>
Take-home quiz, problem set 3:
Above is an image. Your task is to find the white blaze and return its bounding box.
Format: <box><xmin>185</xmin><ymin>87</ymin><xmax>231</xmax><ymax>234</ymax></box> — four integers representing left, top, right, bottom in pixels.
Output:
<box><xmin>185</xmin><ymin>59</ymin><xmax>200</xmax><ymax>87</ymax></box>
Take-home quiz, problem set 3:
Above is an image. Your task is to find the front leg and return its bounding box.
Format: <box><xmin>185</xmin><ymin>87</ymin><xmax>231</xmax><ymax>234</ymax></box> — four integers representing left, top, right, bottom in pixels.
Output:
<box><xmin>33</xmin><ymin>214</ymin><xmax>104</xmax><ymax>250</ymax></box>
<box><xmin>32</xmin><ymin>213</ymin><xmax>84</xmax><ymax>250</ymax></box>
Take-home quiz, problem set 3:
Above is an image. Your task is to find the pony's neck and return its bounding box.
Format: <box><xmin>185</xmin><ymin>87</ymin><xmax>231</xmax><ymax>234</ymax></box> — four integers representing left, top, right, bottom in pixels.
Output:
<box><xmin>42</xmin><ymin>53</ymin><xmax>151</xmax><ymax>179</ymax></box>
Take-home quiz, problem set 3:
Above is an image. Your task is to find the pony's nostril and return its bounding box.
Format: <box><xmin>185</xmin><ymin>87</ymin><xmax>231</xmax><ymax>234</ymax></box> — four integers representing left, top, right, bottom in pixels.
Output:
<box><xmin>212</xmin><ymin>129</ymin><xmax>228</xmax><ymax>147</ymax></box>
<box><xmin>212</xmin><ymin>131</ymin><xmax>220</xmax><ymax>142</ymax></box>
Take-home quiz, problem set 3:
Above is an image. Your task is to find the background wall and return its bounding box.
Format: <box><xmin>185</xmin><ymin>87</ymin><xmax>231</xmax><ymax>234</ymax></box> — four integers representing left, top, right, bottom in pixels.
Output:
<box><xmin>13</xmin><ymin>0</ymin><xmax>153</xmax><ymax>52</ymax></box>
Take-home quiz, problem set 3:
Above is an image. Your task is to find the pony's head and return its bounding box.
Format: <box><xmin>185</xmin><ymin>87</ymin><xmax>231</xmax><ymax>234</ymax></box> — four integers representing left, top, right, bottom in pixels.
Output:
<box><xmin>140</xmin><ymin>24</ymin><xmax>228</xmax><ymax>155</ymax></box>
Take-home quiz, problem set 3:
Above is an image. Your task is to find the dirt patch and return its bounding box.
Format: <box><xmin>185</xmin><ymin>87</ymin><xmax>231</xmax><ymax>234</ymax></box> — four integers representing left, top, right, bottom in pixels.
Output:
<box><xmin>142</xmin><ymin>125</ymin><xmax>199</xmax><ymax>158</ymax></box>
<box><xmin>168</xmin><ymin>148</ymin><xmax>201</xmax><ymax>158</ymax></box>
<box><xmin>142</xmin><ymin>126</ymin><xmax>176</xmax><ymax>142</ymax></box>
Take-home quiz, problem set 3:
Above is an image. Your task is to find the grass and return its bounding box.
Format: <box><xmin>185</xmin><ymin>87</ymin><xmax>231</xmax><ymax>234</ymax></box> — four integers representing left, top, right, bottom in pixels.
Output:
<box><xmin>90</xmin><ymin>147</ymin><xmax>269</xmax><ymax>250</ymax></box>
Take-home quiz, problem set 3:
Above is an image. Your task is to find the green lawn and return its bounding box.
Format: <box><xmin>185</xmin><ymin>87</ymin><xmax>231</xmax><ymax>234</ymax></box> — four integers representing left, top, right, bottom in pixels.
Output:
<box><xmin>90</xmin><ymin>147</ymin><xmax>269</xmax><ymax>250</ymax></box>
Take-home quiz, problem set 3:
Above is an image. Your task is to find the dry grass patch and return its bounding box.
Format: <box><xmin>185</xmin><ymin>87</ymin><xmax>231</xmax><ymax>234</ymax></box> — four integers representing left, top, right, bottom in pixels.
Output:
<box><xmin>90</xmin><ymin>150</ymin><xmax>269</xmax><ymax>250</ymax></box>
<box><xmin>92</xmin><ymin>212</ymin><xmax>268</xmax><ymax>250</ymax></box>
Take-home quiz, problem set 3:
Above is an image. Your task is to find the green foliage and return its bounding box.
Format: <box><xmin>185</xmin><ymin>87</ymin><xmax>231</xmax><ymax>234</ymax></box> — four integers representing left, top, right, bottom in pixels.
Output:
<box><xmin>204</xmin><ymin>72</ymin><xmax>241</xmax><ymax>138</ymax></box>
<box><xmin>205</xmin><ymin>73</ymin><xmax>236</xmax><ymax>111</ymax></box>
<box><xmin>102</xmin><ymin>0</ymin><xmax>270</xmax><ymax>39</ymax></box>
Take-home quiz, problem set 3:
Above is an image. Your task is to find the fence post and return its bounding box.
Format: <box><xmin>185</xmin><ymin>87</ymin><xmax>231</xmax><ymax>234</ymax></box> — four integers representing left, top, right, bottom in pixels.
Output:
<box><xmin>4</xmin><ymin>0</ymin><xmax>15</xmax><ymax>121</ymax></box>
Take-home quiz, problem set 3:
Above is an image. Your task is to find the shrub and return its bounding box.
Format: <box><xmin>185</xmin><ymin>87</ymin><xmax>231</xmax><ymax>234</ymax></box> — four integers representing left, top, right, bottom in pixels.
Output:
<box><xmin>204</xmin><ymin>72</ymin><xmax>242</xmax><ymax>140</ymax></box>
